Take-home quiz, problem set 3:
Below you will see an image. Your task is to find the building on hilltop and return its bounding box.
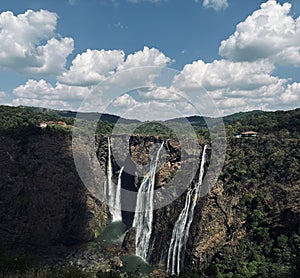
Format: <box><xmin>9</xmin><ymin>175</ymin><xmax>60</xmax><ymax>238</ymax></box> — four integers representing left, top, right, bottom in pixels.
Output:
<box><xmin>57</xmin><ymin>121</ymin><xmax>67</xmax><ymax>126</ymax></box>
<box><xmin>39</xmin><ymin>121</ymin><xmax>67</xmax><ymax>128</ymax></box>
<box><xmin>39</xmin><ymin>122</ymin><xmax>47</xmax><ymax>128</ymax></box>
<box><xmin>235</xmin><ymin>131</ymin><xmax>258</xmax><ymax>138</ymax></box>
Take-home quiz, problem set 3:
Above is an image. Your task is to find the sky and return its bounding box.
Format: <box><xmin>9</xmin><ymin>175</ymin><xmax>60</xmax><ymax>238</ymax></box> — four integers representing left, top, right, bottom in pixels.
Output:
<box><xmin>0</xmin><ymin>0</ymin><xmax>300</xmax><ymax>120</ymax></box>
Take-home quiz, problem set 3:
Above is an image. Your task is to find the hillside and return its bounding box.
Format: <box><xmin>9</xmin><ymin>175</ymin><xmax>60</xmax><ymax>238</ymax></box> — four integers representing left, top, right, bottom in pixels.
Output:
<box><xmin>0</xmin><ymin>105</ymin><xmax>299</xmax><ymax>277</ymax></box>
<box><xmin>23</xmin><ymin>106</ymin><xmax>141</xmax><ymax>125</ymax></box>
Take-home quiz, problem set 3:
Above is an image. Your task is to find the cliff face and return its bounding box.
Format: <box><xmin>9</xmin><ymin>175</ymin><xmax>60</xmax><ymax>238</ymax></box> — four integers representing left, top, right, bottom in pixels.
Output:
<box><xmin>183</xmin><ymin>137</ymin><xmax>300</xmax><ymax>275</ymax></box>
<box><xmin>145</xmin><ymin>136</ymin><xmax>300</xmax><ymax>275</ymax></box>
<box><xmin>0</xmin><ymin>132</ymin><xmax>182</xmax><ymax>257</ymax></box>
<box><xmin>0</xmin><ymin>130</ymin><xmax>299</xmax><ymax>276</ymax></box>
<box><xmin>0</xmin><ymin>133</ymin><xmax>109</xmax><ymax>256</ymax></box>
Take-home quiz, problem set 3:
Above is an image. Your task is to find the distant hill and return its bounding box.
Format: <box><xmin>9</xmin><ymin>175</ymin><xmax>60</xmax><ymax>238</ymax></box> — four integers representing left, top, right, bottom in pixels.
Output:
<box><xmin>22</xmin><ymin>106</ymin><xmax>268</xmax><ymax>127</ymax></box>
<box><xmin>22</xmin><ymin>106</ymin><xmax>141</xmax><ymax>125</ymax></box>
<box><xmin>222</xmin><ymin>110</ymin><xmax>265</xmax><ymax>123</ymax></box>
<box><xmin>2</xmin><ymin>105</ymin><xmax>299</xmax><ymax>137</ymax></box>
<box><xmin>164</xmin><ymin>110</ymin><xmax>265</xmax><ymax>127</ymax></box>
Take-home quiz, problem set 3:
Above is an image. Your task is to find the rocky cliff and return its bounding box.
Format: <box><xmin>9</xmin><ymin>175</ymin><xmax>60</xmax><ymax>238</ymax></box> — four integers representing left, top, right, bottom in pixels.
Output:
<box><xmin>0</xmin><ymin>127</ymin><xmax>299</xmax><ymax>277</ymax></box>
<box><xmin>0</xmin><ymin>132</ymin><xmax>109</xmax><ymax>260</ymax></box>
<box><xmin>146</xmin><ymin>136</ymin><xmax>300</xmax><ymax>276</ymax></box>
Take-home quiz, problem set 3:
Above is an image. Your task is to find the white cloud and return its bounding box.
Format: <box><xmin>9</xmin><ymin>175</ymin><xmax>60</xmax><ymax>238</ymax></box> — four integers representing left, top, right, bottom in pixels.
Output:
<box><xmin>28</xmin><ymin>37</ymin><xmax>74</xmax><ymax>76</ymax></box>
<box><xmin>10</xmin><ymin>52</ymin><xmax>300</xmax><ymax>117</ymax></box>
<box><xmin>9</xmin><ymin>42</ymin><xmax>300</xmax><ymax>117</ymax></box>
<box><xmin>58</xmin><ymin>49</ymin><xmax>125</xmax><ymax>86</ymax></box>
<box><xmin>10</xmin><ymin>47</ymin><xmax>171</xmax><ymax>115</ymax></box>
<box><xmin>112</xmin><ymin>93</ymin><xmax>137</xmax><ymax>107</ymax></box>
<box><xmin>0</xmin><ymin>91</ymin><xmax>7</xmax><ymax>98</ymax></box>
<box><xmin>219</xmin><ymin>0</ymin><xmax>300</xmax><ymax>65</ymax></box>
<box><xmin>168</xmin><ymin>1</ymin><xmax>300</xmax><ymax>115</ymax></box>
<box><xmin>117</xmin><ymin>46</ymin><xmax>171</xmax><ymax>71</ymax></box>
<box><xmin>173</xmin><ymin>59</ymin><xmax>277</xmax><ymax>91</ymax></box>
<box><xmin>202</xmin><ymin>0</ymin><xmax>228</xmax><ymax>11</ymax></box>
<box><xmin>109</xmin><ymin>90</ymin><xmax>196</xmax><ymax>121</ymax></box>
<box><xmin>217</xmin><ymin>98</ymin><xmax>248</xmax><ymax>109</ymax></box>
<box><xmin>281</xmin><ymin>82</ymin><xmax>300</xmax><ymax>104</ymax></box>
<box><xmin>111</xmin><ymin>47</ymin><xmax>171</xmax><ymax>88</ymax></box>
<box><xmin>172</xmin><ymin>57</ymin><xmax>300</xmax><ymax>116</ymax></box>
<box><xmin>0</xmin><ymin>9</ymin><xmax>74</xmax><ymax>75</ymax></box>
<box><xmin>5</xmin><ymin>2</ymin><xmax>300</xmax><ymax>118</ymax></box>
<box><xmin>137</xmin><ymin>87</ymin><xmax>182</xmax><ymax>101</ymax></box>
<box><xmin>59</xmin><ymin>46</ymin><xmax>171</xmax><ymax>87</ymax></box>
<box><xmin>12</xmin><ymin>98</ymin><xmax>73</xmax><ymax>110</ymax></box>
<box><xmin>12</xmin><ymin>79</ymin><xmax>90</xmax><ymax>110</ymax></box>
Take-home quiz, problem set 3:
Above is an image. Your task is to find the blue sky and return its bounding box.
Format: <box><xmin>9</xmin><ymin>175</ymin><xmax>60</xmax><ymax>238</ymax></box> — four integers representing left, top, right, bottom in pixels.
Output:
<box><xmin>0</xmin><ymin>0</ymin><xmax>300</xmax><ymax>119</ymax></box>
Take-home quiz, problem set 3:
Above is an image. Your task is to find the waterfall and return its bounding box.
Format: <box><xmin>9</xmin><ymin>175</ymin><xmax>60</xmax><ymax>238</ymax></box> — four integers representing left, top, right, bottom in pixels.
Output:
<box><xmin>106</xmin><ymin>137</ymin><xmax>123</xmax><ymax>222</ymax></box>
<box><xmin>112</xmin><ymin>166</ymin><xmax>124</xmax><ymax>222</ymax></box>
<box><xmin>167</xmin><ymin>145</ymin><xmax>207</xmax><ymax>275</ymax></box>
<box><xmin>133</xmin><ymin>142</ymin><xmax>165</xmax><ymax>262</ymax></box>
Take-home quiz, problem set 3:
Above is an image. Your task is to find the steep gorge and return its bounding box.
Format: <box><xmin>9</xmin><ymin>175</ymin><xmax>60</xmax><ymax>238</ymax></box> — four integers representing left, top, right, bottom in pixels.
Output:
<box><xmin>0</xmin><ymin>129</ymin><xmax>299</xmax><ymax>277</ymax></box>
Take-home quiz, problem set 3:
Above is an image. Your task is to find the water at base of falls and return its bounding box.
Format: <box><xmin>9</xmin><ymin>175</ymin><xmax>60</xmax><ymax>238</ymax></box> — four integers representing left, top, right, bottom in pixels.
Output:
<box><xmin>121</xmin><ymin>255</ymin><xmax>153</xmax><ymax>274</ymax></box>
<box><xmin>97</xmin><ymin>221</ymin><xmax>128</xmax><ymax>245</ymax></box>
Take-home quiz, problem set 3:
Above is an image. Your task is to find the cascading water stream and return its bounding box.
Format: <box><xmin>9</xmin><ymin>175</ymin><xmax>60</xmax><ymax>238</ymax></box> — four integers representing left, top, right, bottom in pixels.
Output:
<box><xmin>112</xmin><ymin>166</ymin><xmax>124</xmax><ymax>222</ymax></box>
<box><xmin>106</xmin><ymin>137</ymin><xmax>123</xmax><ymax>222</ymax></box>
<box><xmin>133</xmin><ymin>142</ymin><xmax>165</xmax><ymax>262</ymax></box>
<box><xmin>167</xmin><ymin>145</ymin><xmax>207</xmax><ymax>275</ymax></box>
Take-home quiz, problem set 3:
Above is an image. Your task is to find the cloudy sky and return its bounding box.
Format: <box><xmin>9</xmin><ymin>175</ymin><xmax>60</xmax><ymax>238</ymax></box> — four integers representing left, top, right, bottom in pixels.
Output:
<box><xmin>0</xmin><ymin>0</ymin><xmax>300</xmax><ymax>120</ymax></box>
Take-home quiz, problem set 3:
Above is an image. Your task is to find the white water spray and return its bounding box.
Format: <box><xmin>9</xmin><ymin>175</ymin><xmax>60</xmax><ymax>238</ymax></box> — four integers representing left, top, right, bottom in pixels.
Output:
<box><xmin>106</xmin><ymin>138</ymin><xmax>123</xmax><ymax>222</ymax></box>
<box><xmin>133</xmin><ymin>142</ymin><xmax>165</xmax><ymax>262</ymax></box>
<box><xmin>167</xmin><ymin>145</ymin><xmax>207</xmax><ymax>275</ymax></box>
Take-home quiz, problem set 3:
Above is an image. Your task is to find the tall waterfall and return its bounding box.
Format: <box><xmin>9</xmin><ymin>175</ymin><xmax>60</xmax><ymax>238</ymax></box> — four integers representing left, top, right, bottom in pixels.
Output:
<box><xmin>167</xmin><ymin>145</ymin><xmax>207</xmax><ymax>275</ymax></box>
<box><xmin>133</xmin><ymin>142</ymin><xmax>165</xmax><ymax>262</ymax></box>
<box><xmin>106</xmin><ymin>137</ymin><xmax>123</xmax><ymax>222</ymax></box>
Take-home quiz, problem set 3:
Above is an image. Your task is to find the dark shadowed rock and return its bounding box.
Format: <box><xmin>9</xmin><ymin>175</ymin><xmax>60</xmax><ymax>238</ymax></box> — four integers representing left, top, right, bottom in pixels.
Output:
<box><xmin>0</xmin><ymin>133</ymin><xmax>109</xmax><ymax>257</ymax></box>
<box><xmin>122</xmin><ymin>227</ymin><xmax>136</xmax><ymax>254</ymax></box>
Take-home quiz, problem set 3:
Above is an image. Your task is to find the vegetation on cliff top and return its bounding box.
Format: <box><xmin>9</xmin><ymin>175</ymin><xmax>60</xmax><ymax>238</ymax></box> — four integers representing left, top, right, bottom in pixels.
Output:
<box><xmin>1</xmin><ymin>105</ymin><xmax>299</xmax><ymax>138</ymax></box>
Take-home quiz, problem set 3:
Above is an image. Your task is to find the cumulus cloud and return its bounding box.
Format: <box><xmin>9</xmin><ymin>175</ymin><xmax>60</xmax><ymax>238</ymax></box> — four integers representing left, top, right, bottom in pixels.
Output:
<box><xmin>12</xmin><ymin>79</ymin><xmax>90</xmax><ymax>110</ymax></box>
<box><xmin>173</xmin><ymin>59</ymin><xmax>277</xmax><ymax>91</ymax></box>
<box><xmin>110</xmin><ymin>47</ymin><xmax>171</xmax><ymax>88</ymax></box>
<box><xmin>0</xmin><ymin>9</ymin><xmax>74</xmax><ymax>75</ymax></box>
<box><xmin>108</xmin><ymin>89</ymin><xmax>196</xmax><ymax>121</ymax></box>
<box><xmin>59</xmin><ymin>46</ymin><xmax>171</xmax><ymax>86</ymax></box>
<box><xmin>6</xmin><ymin>2</ymin><xmax>300</xmax><ymax>118</ymax></box>
<box><xmin>281</xmin><ymin>82</ymin><xmax>300</xmax><ymax>104</ymax></box>
<box><xmin>118</xmin><ymin>46</ymin><xmax>171</xmax><ymax>71</ymax></box>
<box><xmin>9</xmin><ymin>47</ymin><xmax>172</xmax><ymax>115</ymax></box>
<box><xmin>172</xmin><ymin>57</ymin><xmax>300</xmax><ymax>115</ymax></box>
<box><xmin>202</xmin><ymin>0</ymin><xmax>228</xmax><ymax>11</ymax></box>
<box><xmin>137</xmin><ymin>87</ymin><xmax>182</xmax><ymax>101</ymax></box>
<box><xmin>58</xmin><ymin>49</ymin><xmax>125</xmax><ymax>86</ymax></box>
<box><xmin>219</xmin><ymin>0</ymin><xmax>300</xmax><ymax>65</ymax></box>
